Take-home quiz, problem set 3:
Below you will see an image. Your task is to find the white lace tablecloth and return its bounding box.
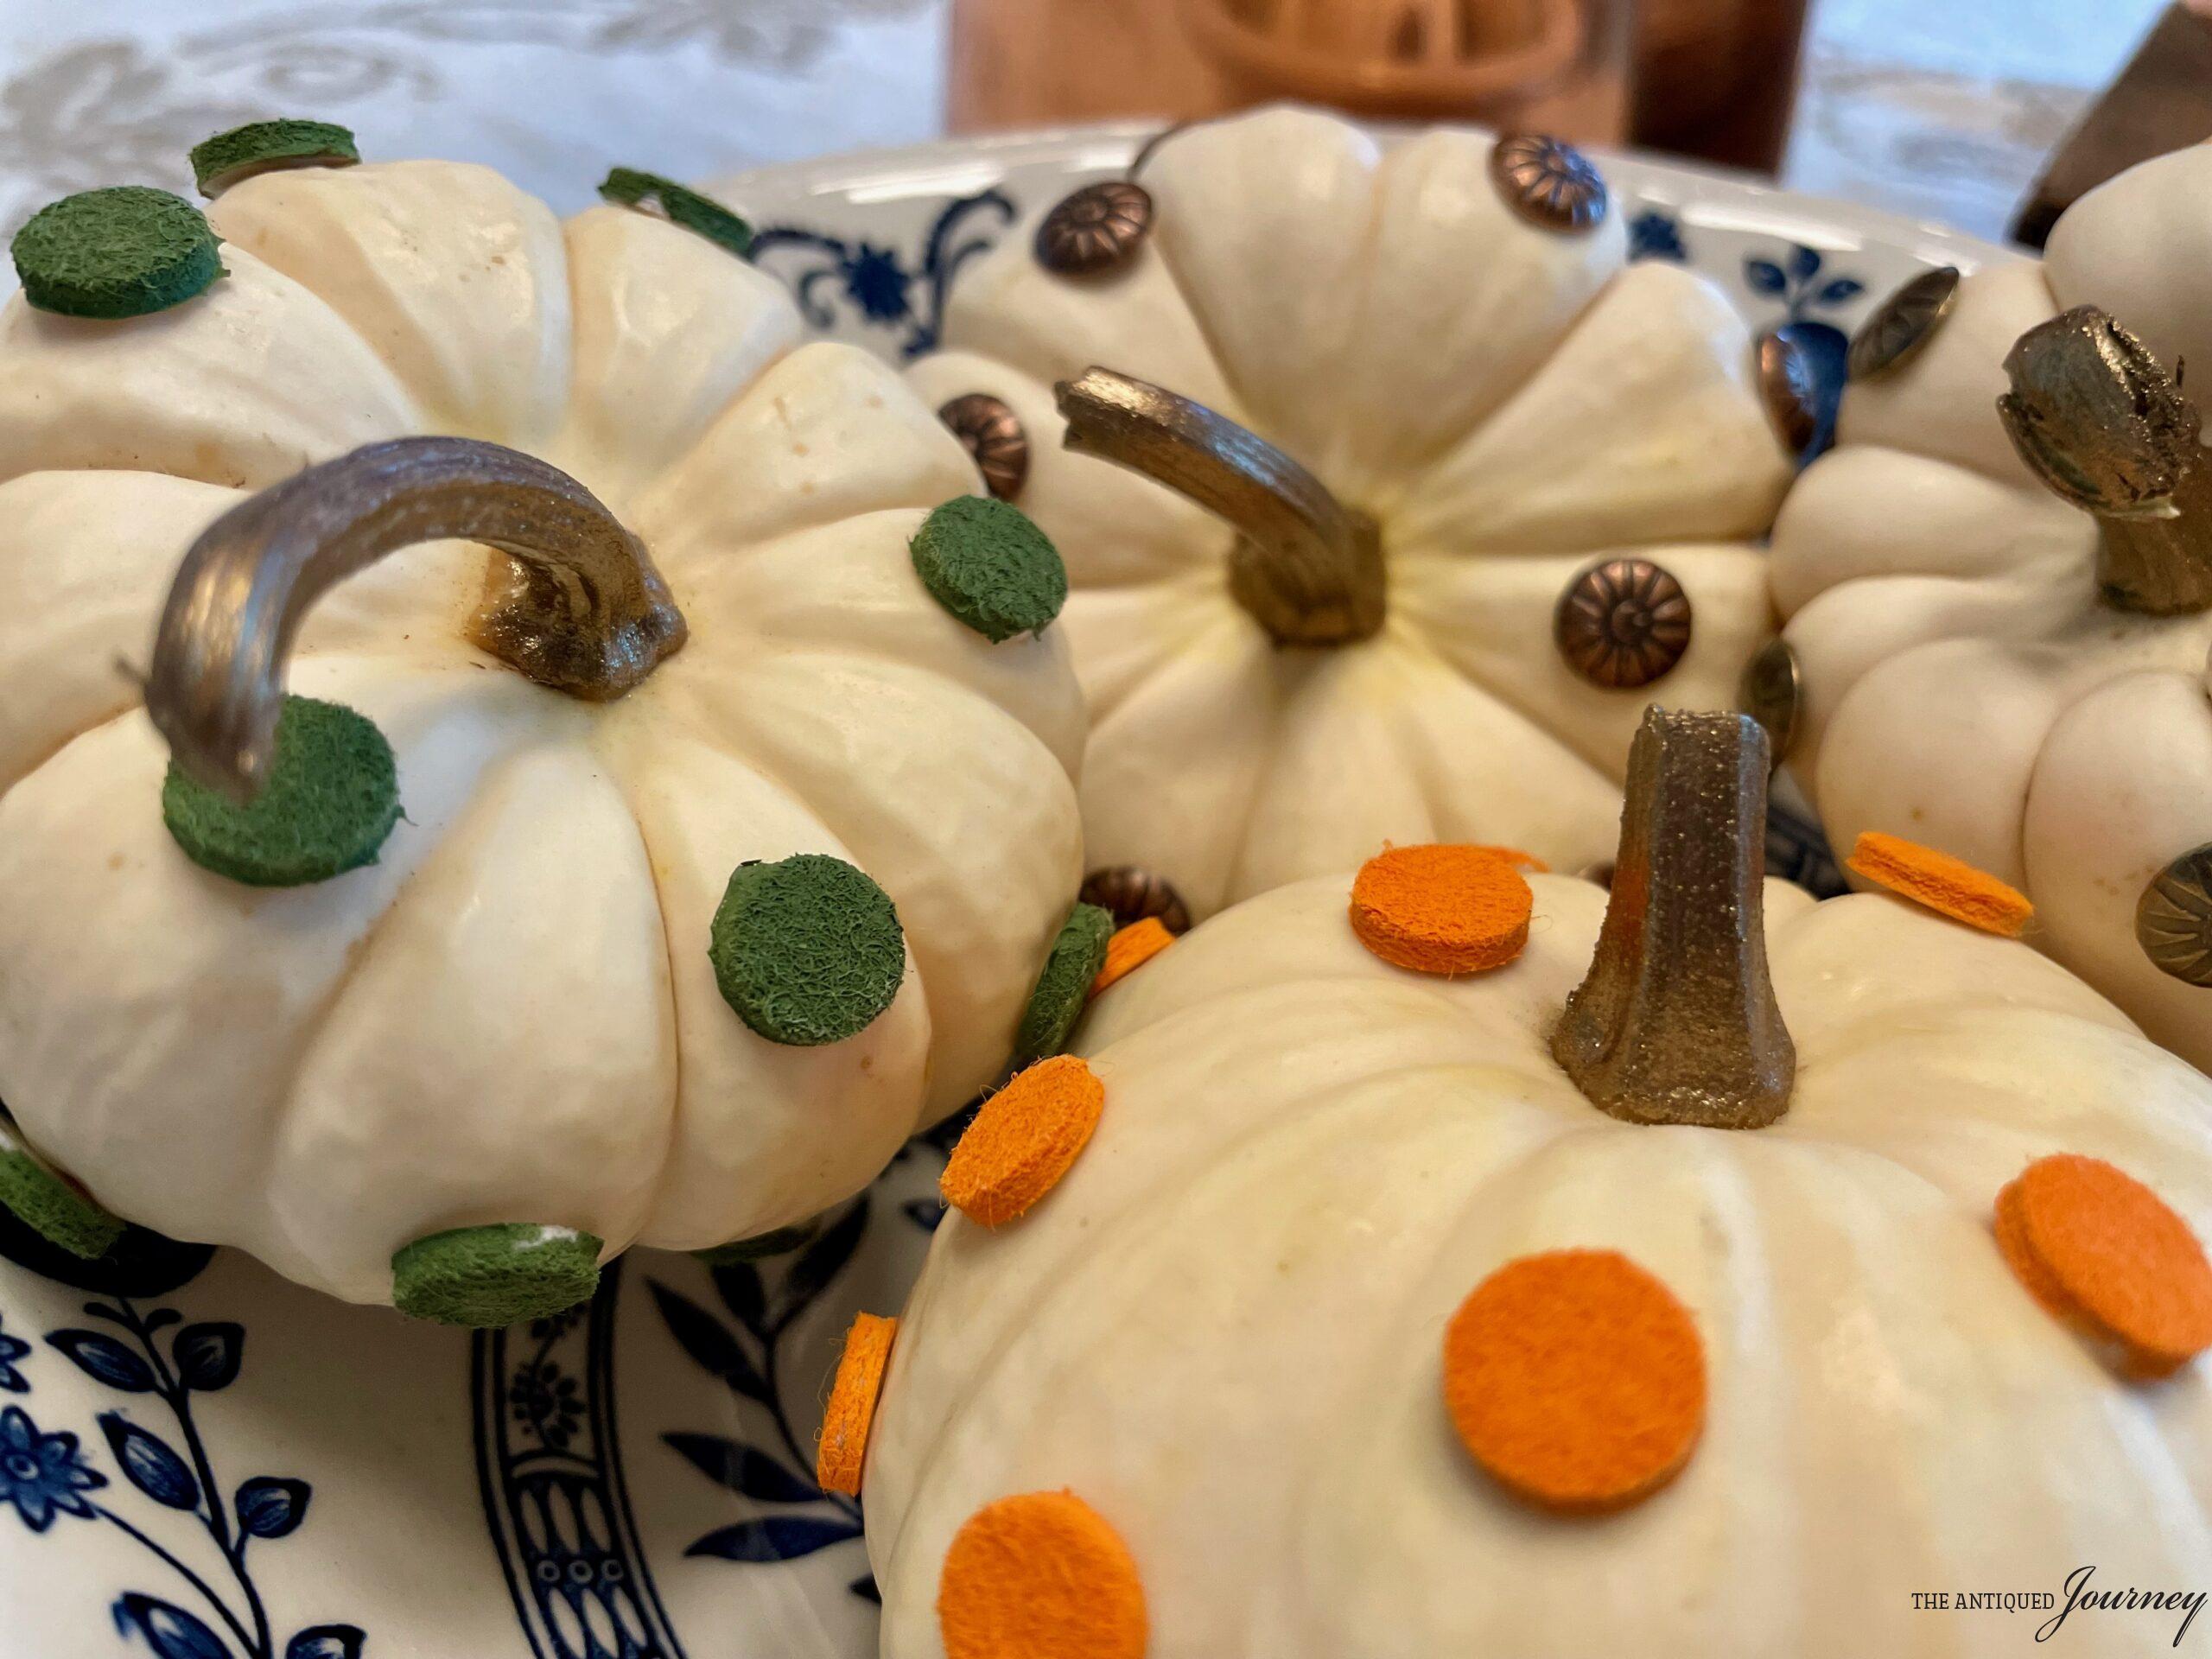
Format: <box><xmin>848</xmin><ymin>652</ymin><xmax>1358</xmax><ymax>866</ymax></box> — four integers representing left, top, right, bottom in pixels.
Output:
<box><xmin>0</xmin><ymin>0</ymin><xmax>947</xmax><ymax>234</ymax></box>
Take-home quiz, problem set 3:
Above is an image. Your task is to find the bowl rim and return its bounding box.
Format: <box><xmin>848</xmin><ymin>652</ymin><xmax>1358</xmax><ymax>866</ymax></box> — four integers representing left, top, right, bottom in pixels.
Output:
<box><xmin>715</xmin><ymin>115</ymin><xmax>2020</xmax><ymax>275</ymax></box>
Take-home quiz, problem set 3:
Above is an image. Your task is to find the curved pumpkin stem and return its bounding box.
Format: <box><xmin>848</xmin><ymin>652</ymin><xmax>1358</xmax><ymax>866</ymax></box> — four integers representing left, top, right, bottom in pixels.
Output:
<box><xmin>1054</xmin><ymin>366</ymin><xmax>1385</xmax><ymax>645</ymax></box>
<box><xmin>147</xmin><ymin>436</ymin><xmax>685</xmax><ymax>803</ymax></box>
<box><xmin>1553</xmin><ymin>708</ymin><xmax>1796</xmax><ymax>1128</ymax></box>
<box><xmin>1998</xmin><ymin>306</ymin><xmax>2212</xmax><ymax>616</ymax></box>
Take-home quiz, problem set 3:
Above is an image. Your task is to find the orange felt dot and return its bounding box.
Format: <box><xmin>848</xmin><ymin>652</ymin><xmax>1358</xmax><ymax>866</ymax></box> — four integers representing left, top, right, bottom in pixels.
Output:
<box><xmin>1349</xmin><ymin>843</ymin><xmax>1533</xmax><ymax>975</ymax></box>
<box><xmin>1847</xmin><ymin>830</ymin><xmax>2033</xmax><ymax>937</ymax></box>
<box><xmin>1090</xmin><ymin>918</ymin><xmax>1174</xmax><ymax>998</ymax></box>
<box><xmin>1995</xmin><ymin>1154</ymin><xmax>2212</xmax><ymax>1379</ymax></box>
<box><xmin>940</xmin><ymin>1054</ymin><xmax>1105</xmax><ymax>1227</ymax></box>
<box><xmin>1444</xmin><ymin>1249</ymin><xmax>1706</xmax><ymax>1513</ymax></box>
<box><xmin>1467</xmin><ymin>844</ymin><xmax>1549</xmax><ymax>874</ymax></box>
<box><xmin>815</xmin><ymin>1312</ymin><xmax>897</xmax><ymax>1497</ymax></box>
<box><xmin>939</xmin><ymin>1490</ymin><xmax>1147</xmax><ymax>1659</ymax></box>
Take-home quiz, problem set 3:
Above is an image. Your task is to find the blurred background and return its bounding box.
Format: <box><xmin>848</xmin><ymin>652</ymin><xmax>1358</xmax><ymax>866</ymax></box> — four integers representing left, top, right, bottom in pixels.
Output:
<box><xmin>0</xmin><ymin>0</ymin><xmax>2193</xmax><ymax>244</ymax></box>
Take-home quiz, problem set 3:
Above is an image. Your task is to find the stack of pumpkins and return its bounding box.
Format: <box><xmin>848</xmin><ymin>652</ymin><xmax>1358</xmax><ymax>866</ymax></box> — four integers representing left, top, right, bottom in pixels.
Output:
<box><xmin>0</xmin><ymin>105</ymin><xmax>2203</xmax><ymax>1657</ymax></box>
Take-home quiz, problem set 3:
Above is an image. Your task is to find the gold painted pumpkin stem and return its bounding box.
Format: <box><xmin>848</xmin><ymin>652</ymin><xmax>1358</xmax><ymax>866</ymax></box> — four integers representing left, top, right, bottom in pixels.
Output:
<box><xmin>1552</xmin><ymin>709</ymin><xmax>1796</xmax><ymax>1129</ymax></box>
<box><xmin>147</xmin><ymin>435</ymin><xmax>686</xmax><ymax>802</ymax></box>
<box><xmin>1054</xmin><ymin>366</ymin><xmax>1385</xmax><ymax>645</ymax></box>
<box><xmin>1999</xmin><ymin>306</ymin><xmax>2212</xmax><ymax>616</ymax></box>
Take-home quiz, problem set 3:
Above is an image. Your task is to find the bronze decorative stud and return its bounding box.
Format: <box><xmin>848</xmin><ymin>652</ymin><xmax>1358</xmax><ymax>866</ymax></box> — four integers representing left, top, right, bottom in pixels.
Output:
<box><xmin>1554</xmin><ymin>557</ymin><xmax>1692</xmax><ymax>690</ymax></box>
<box><xmin>1036</xmin><ymin>181</ymin><xmax>1154</xmax><ymax>276</ymax></box>
<box><xmin>1079</xmin><ymin>865</ymin><xmax>1192</xmax><ymax>936</ymax></box>
<box><xmin>1738</xmin><ymin>638</ymin><xmax>1801</xmax><ymax>764</ymax></box>
<box><xmin>1847</xmin><ymin>266</ymin><xmax>1960</xmax><ymax>383</ymax></box>
<box><xmin>1488</xmin><ymin>135</ymin><xmax>1608</xmax><ymax>233</ymax></box>
<box><xmin>2138</xmin><ymin>844</ymin><xmax>2212</xmax><ymax>987</ymax></box>
<box><xmin>1756</xmin><ymin>327</ymin><xmax>1820</xmax><ymax>457</ymax></box>
<box><xmin>938</xmin><ymin>393</ymin><xmax>1030</xmax><ymax>501</ymax></box>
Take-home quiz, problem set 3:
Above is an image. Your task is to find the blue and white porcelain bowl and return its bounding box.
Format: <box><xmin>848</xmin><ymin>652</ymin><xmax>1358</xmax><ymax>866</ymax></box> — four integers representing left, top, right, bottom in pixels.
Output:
<box><xmin>0</xmin><ymin>124</ymin><xmax>2006</xmax><ymax>1659</ymax></box>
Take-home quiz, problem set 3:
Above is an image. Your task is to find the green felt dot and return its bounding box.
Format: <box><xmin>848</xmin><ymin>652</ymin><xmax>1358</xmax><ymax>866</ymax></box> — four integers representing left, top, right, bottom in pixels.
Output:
<box><xmin>691</xmin><ymin>1217</ymin><xmax>823</xmax><ymax>1266</ymax></box>
<box><xmin>910</xmin><ymin>496</ymin><xmax>1068</xmax><ymax>643</ymax></box>
<box><xmin>11</xmin><ymin>187</ymin><xmax>224</xmax><ymax>319</ymax></box>
<box><xmin>0</xmin><ymin>1143</ymin><xmax>124</xmax><ymax>1261</ymax></box>
<box><xmin>392</xmin><ymin>1224</ymin><xmax>603</xmax><ymax>1327</ymax></box>
<box><xmin>710</xmin><ymin>854</ymin><xmax>906</xmax><ymax>1046</ymax></box>
<box><xmin>162</xmin><ymin>695</ymin><xmax>400</xmax><ymax>888</ymax></box>
<box><xmin>189</xmin><ymin>118</ymin><xmax>359</xmax><ymax>196</ymax></box>
<box><xmin>1013</xmin><ymin>901</ymin><xmax>1113</xmax><ymax>1066</ymax></box>
<box><xmin>598</xmin><ymin>167</ymin><xmax>753</xmax><ymax>259</ymax></box>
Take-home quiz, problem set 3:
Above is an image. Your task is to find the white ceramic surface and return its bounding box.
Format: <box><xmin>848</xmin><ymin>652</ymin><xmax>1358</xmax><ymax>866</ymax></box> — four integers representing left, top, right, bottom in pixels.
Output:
<box><xmin>0</xmin><ymin>124</ymin><xmax>2006</xmax><ymax>1659</ymax></box>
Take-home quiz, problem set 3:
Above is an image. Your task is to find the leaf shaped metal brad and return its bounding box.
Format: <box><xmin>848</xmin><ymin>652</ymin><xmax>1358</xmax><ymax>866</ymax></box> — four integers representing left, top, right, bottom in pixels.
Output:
<box><xmin>1998</xmin><ymin>307</ymin><xmax>2212</xmax><ymax>615</ymax></box>
<box><xmin>1847</xmin><ymin>265</ymin><xmax>1958</xmax><ymax>381</ymax></box>
<box><xmin>2139</xmin><ymin>843</ymin><xmax>2212</xmax><ymax>986</ymax></box>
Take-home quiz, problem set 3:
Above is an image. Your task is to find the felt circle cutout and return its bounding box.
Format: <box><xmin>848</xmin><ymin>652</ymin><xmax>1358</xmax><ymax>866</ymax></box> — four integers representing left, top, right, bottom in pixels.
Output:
<box><xmin>1013</xmin><ymin>901</ymin><xmax>1113</xmax><ymax>1065</ymax></box>
<box><xmin>1847</xmin><ymin>830</ymin><xmax>2033</xmax><ymax>937</ymax></box>
<box><xmin>940</xmin><ymin>1054</ymin><xmax>1105</xmax><ymax>1226</ymax></box>
<box><xmin>0</xmin><ymin>1143</ymin><xmax>123</xmax><ymax>1261</ymax></box>
<box><xmin>598</xmin><ymin>167</ymin><xmax>753</xmax><ymax>259</ymax></box>
<box><xmin>161</xmin><ymin>695</ymin><xmax>401</xmax><ymax>887</ymax></box>
<box><xmin>1350</xmin><ymin>844</ymin><xmax>1534</xmax><ymax>975</ymax></box>
<box><xmin>709</xmin><ymin>853</ymin><xmax>906</xmax><ymax>1046</ymax></box>
<box><xmin>1090</xmin><ymin>918</ymin><xmax>1173</xmax><ymax>997</ymax></box>
<box><xmin>11</xmin><ymin>186</ymin><xmax>224</xmax><ymax>319</ymax></box>
<box><xmin>910</xmin><ymin>496</ymin><xmax>1068</xmax><ymax>643</ymax></box>
<box><xmin>1445</xmin><ymin>1248</ymin><xmax>1706</xmax><ymax>1511</ymax></box>
<box><xmin>938</xmin><ymin>1490</ymin><xmax>1147</xmax><ymax>1659</ymax></box>
<box><xmin>817</xmin><ymin>1311</ymin><xmax>898</xmax><ymax>1497</ymax></box>
<box><xmin>1996</xmin><ymin>1154</ymin><xmax>2212</xmax><ymax>1378</ymax></box>
<box><xmin>391</xmin><ymin>1223</ymin><xmax>603</xmax><ymax>1328</ymax></box>
<box><xmin>190</xmin><ymin>118</ymin><xmax>360</xmax><ymax>196</ymax></box>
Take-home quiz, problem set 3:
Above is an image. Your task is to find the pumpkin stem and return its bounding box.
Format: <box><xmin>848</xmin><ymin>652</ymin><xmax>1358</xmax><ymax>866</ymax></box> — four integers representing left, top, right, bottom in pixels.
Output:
<box><xmin>1998</xmin><ymin>306</ymin><xmax>2212</xmax><ymax>616</ymax></box>
<box><xmin>1552</xmin><ymin>708</ymin><xmax>1796</xmax><ymax>1129</ymax></box>
<box><xmin>1053</xmin><ymin>366</ymin><xmax>1385</xmax><ymax>645</ymax></box>
<box><xmin>146</xmin><ymin>436</ymin><xmax>686</xmax><ymax>803</ymax></box>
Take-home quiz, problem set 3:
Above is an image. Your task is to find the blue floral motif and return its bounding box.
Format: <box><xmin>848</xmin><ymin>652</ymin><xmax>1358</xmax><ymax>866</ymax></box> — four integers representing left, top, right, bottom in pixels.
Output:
<box><xmin>650</xmin><ymin>1200</ymin><xmax>869</xmax><ymax>1580</ymax></box>
<box><xmin>752</xmin><ymin>188</ymin><xmax>1017</xmax><ymax>359</ymax></box>
<box><xmin>1740</xmin><ymin>243</ymin><xmax>1863</xmax><ymax>466</ymax></box>
<box><xmin>0</xmin><ymin>1313</ymin><xmax>32</xmax><ymax>1394</ymax></box>
<box><xmin>1628</xmin><ymin>209</ymin><xmax>1687</xmax><ymax>263</ymax></box>
<box><xmin>0</xmin><ymin>1403</ymin><xmax>104</xmax><ymax>1532</ymax></box>
<box><xmin>1744</xmin><ymin>243</ymin><xmax>1864</xmax><ymax>320</ymax></box>
<box><xmin>0</xmin><ymin>1290</ymin><xmax>367</xmax><ymax>1659</ymax></box>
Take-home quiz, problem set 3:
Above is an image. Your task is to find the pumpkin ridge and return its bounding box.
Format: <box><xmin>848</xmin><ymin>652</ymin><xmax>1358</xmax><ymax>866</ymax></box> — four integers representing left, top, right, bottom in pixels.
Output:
<box><xmin>877</xmin><ymin>1067</ymin><xmax>1586</xmax><ymax>1589</ymax></box>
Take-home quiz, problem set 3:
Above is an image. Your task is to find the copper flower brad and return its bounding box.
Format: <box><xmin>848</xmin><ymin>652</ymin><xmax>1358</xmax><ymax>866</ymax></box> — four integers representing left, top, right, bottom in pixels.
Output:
<box><xmin>938</xmin><ymin>393</ymin><xmax>1030</xmax><ymax>501</ymax></box>
<box><xmin>1079</xmin><ymin>865</ymin><xmax>1192</xmax><ymax>936</ymax></box>
<box><xmin>2138</xmin><ymin>844</ymin><xmax>2212</xmax><ymax>986</ymax></box>
<box><xmin>1488</xmin><ymin>135</ymin><xmax>1608</xmax><ymax>232</ymax></box>
<box><xmin>1035</xmin><ymin>181</ymin><xmax>1154</xmax><ymax>276</ymax></box>
<box><xmin>1847</xmin><ymin>266</ymin><xmax>1960</xmax><ymax>382</ymax></box>
<box><xmin>1554</xmin><ymin>558</ymin><xmax>1692</xmax><ymax>690</ymax></box>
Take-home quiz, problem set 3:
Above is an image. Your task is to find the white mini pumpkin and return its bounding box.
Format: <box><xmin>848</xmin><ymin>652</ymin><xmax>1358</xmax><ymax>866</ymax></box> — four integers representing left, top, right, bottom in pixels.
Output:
<box><xmin>0</xmin><ymin>137</ymin><xmax>1085</xmax><ymax>1319</ymax></box>
<box><xmin>906</xmin><ymin>105</ymin><xmax>1796</xmax><ymax>925</ymax></box>
<box><xmin>1770</xmin><ymin>143</ymin><xmax>2212</xmax><ymax>1070</ymax></box>
<box><xmin>863</xmin><ymin>712</ymin><xmax>2212</xmax><ymax>1658</ymax></box>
